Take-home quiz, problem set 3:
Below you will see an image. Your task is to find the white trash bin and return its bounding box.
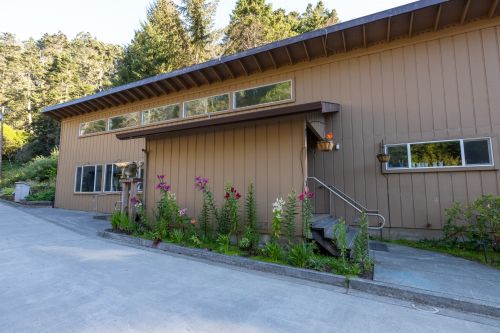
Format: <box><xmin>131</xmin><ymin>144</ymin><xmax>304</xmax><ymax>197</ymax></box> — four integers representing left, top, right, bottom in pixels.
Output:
<box><xmin>14</xmin><ymin>182</ymin><xmax>30</xmax><ymax>202</ymax></box>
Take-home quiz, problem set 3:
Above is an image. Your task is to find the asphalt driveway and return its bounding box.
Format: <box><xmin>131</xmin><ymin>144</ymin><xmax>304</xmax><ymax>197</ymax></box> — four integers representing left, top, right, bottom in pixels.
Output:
<box><xmin>0</xmin><ymin>202</ymin><xmax>499</xmax><ymax>333</ymax></box>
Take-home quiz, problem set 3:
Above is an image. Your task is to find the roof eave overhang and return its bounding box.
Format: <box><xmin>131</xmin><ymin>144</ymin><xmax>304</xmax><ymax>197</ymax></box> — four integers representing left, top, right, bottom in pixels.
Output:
<box><xmin>116</xmin><ymin>101</ymin><xmax>339</xmax><ymax>140</ymax></box>
<box><xmin>42</xmin><ymin>0</ymin><xmax>500</xmax><ymax>120</ymax></box>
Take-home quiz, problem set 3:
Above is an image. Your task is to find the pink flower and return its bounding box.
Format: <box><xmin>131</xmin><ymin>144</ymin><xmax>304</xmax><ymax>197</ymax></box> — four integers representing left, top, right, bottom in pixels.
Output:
<box><xmin>224</xmin><ymin>192</ymin><xmax>230</xmax><ymax>199</ymax></box>
<box><xmin>179</xmin><ymin>208</ymin><xmax>187</xmax><ymax>216</ymax></box>
<box><xmin>156</xmin><ymin>182</ymin><xmax>171</xmax><ymax>192</ymax></box>
<box><xmin>157</xmin><ymin>174</ymin><xmax>165</xmax><ymax>181</ymax></box>
<box><xmin>298</xmin><ymin>189</ymin><xmax>314</xmax><ymax>201</ymax></box>
<box><xmin>235</xmin><ymin>193</ymin><xmax>241</xmax><ymax>200</ymax></box>
<box><xmin>194</xmin><ymin>176</ymin><xmax>209</xmax><ymax>191</ymax></box>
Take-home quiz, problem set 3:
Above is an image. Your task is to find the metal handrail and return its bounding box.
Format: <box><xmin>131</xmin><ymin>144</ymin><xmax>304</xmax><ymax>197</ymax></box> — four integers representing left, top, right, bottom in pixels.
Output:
<box><xmin>307</xmin><ymin>176</ymin><xmax>386</xmax><ymax>230</ymax></box>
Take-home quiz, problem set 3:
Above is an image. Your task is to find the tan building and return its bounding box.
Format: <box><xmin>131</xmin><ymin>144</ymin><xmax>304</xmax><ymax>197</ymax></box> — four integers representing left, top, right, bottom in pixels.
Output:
<box><xmin>43</xmin><ymin>0</ymin><xmax>500</xmax><ymax>238</ymax></box>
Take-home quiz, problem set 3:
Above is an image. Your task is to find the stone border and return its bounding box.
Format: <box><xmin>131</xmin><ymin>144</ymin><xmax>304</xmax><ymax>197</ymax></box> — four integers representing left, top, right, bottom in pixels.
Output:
<box><xmin>0</xmin><ymin>198</ymin><xmax>53</xmax><ymax>207</ymax></box>
<box><xmin>98</xmin><ymin>230</ymin><xmax>500</xmax><ymax>318</ymax></box>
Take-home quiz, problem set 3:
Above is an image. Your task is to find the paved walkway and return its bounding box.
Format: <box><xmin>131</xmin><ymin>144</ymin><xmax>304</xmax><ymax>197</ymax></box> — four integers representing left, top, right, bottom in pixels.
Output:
<box><xmin>373</xmin><ymin>242</ymin><xmax>500</xmax><ymax>305</ymax></box>
<box><xmin>1</xmin><ymin>202</ymin><xmax>499</xmax><ymax>332</ymax></box>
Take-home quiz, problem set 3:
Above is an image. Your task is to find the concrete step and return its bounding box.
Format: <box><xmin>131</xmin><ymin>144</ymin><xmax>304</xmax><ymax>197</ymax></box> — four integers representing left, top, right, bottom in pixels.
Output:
<box><xmin>310</xmin><ymin>214</ymin><xmax>360</xmax><ymax>256</ymax></box>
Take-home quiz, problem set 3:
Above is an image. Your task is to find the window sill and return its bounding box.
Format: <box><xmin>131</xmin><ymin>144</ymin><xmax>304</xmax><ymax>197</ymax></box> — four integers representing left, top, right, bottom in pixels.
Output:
<box><xmin>73</xmin><ymin>192</ymin><xmax>120</xmax><ymax>195</ymax></box>
<box><xmin>383</xmin><ymin>165</ymin><xmax>498</xmax><ymax>174</ymax></box>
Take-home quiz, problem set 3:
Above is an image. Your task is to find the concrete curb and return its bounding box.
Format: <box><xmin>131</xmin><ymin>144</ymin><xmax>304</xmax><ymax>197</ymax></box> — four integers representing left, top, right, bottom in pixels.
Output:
<box><xmin>0</xmin><ymin>198</ymin><xmax>53</xmax><ymax>207</ymax></box>
<box><xmin>98</xmin><ymin>230</ymin><xmax>500</xmax><ymax>318</ymax></box>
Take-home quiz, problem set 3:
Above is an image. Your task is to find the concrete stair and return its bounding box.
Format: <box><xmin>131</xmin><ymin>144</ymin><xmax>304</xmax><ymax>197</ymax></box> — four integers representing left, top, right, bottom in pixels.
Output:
<box><xmin>311</xmin><ymin>214</ymin><xmax>358</xmax><ymax>257</ymax></box>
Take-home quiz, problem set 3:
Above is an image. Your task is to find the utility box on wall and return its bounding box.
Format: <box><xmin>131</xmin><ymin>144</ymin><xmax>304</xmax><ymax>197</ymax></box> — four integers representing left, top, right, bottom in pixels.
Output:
<box><xmin>14</xmin><ymin>182</ymin><xmax>30</xmax><ymax>202</ymax></box>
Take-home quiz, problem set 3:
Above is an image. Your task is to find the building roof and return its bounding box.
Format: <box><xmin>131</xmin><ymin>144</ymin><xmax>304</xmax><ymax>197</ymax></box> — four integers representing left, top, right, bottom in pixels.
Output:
<box><xmin>43</xmin><ymin>0</ymin><xmax>499</xmax><ymax>120</ymax></box>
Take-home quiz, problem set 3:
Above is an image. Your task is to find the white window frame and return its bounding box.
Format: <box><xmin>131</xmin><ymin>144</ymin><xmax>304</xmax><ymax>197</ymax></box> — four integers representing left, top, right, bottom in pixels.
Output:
<box><xmin>232</xmin><ymin>79</ymin><xmax>294</xmax><ymax>110</ymax></box>
<box><xmin>74</xmin><ymin>164</ymin><xmax>103</xmax><ymax>193</ymax></box>
<box><xmin>103</xmin><ymin>162</ymin><xmax>144</xmax><ymax>193</ymax></box>
<box><xmin>385</xmin><ymin>137</ymin><xmax>494</xmax><ymax>170</ymax></box>
<box><xmin>182</xmin><ymin>93</ymin><xmax>230</xmax><ymax>118</ymax></box>
<box><xmin>108</xmin><ymin>112</ymin><xmax>141</xmax><ymax>131</ymax></box>
<box><xmin>141</xmin><ymin>103</ymin><xmax>181</xmax><ymax>125</ymax></box>
<box><xmin>78</xmin><ymin>118</ymin><xmax>108</xmax><ymax>136</ymax></box>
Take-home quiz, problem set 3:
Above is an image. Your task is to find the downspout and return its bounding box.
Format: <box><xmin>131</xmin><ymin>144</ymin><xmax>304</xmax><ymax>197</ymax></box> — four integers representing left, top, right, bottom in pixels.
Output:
<box><xmin>142</xmin><ymin>147</ymin><xmax>149</xmax><ymax>207</ymax></box>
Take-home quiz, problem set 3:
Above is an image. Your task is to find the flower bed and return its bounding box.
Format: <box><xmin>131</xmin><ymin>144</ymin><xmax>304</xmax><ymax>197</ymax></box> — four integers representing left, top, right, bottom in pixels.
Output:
<box><xmin>111</xmin><ymin>175</ymin><xmax>373</xmax><ymax>278</ymax></box>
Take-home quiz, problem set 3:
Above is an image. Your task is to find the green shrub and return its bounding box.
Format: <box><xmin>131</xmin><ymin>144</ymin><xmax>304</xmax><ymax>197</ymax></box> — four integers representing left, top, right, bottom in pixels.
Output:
<box><xmin>445</xmin><ymin>195</ymin><xmax>500</xmax><ymax>259</ymax></box>
<box><xmin>216</xmin><ymin>233</ymin><xmax>230</xmax><ymax>254</ymax></box>
<box><xmin>111</xmin><ymin>211</ymin><xmax>129</xmax><ymax>232</ymax></box>
<box><xmin>0</xmin><ymin>187</ymin><xmax>14</xmax><ymax>197</ymax></box>
<box><xmin>2</xmin><ymin>124</ymin><xmax>27</xmax><ymax>160</ymax></box>
<box><xmin>0</xmin><ymin>149</ymin><xmax>58</xmax><ymax>187</ymax></box>
<box><xmin>25</xmin><ymin>186</ymin><xmax>55</xmax><ymax>201</ymax></box>
<box><xmin>189</xmin><ymin>234</ymin><xmax>203</xmax><ymax>248</ymax></box>
<box><xmin>171</xmin><ymin>229</ymin><xmax>184</xmax><ymax>244</ymax></box>
<box><xmin>288</xmin><ymin>242</ymin><xmax>316</xmax><ymax>268</ymax></box>
<box><xmin>239</xmin><ymin>237</ymin><xmax>251</xmax><ymax>250</ymax></box>
<box><xmin>261</xmin><ymin>241</ymin><xmax>283</xmax><ymax>262</ymax></box>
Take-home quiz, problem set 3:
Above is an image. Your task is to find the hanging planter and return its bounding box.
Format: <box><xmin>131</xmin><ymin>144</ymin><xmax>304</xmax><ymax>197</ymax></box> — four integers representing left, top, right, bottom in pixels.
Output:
<box><xmin>376</xmin><ymin>153</ymin><xmax>391</xmax><ymax>163</ymax></box>
<box><xmin>316</xmin><ymin>132</ymin><xmax>334</xmax><ymax>152</ymax></box>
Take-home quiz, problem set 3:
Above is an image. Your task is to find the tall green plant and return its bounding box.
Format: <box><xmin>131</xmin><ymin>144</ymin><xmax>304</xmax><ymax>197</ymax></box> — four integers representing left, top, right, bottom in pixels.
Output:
<box><xmin>299</xmin><ymin>188</ymin><xmax>314</xmax><ymax>239</ymax></box>
<box><xmin>244</xmin><ymin>183</ymin><xmax>259</xmax><ymax>250</ymax></box>
<box><xmin>283</xmin><ymin>189</ymin><xmax>298</xmax><ymax>243</ymax></box>
<box><xmin>333</xmin><ymin>218</ymin><xmax>348</xmax><ymax>262</ymax></box>
<box><xmin>352</xmin><ymin>213</ymin><xmax>372</xmax><ymax>272</ymax></box>
<box><xmin>271</xmin><ymin>197</ymin><xmax>285</xmax><ymax>242</ymax></box>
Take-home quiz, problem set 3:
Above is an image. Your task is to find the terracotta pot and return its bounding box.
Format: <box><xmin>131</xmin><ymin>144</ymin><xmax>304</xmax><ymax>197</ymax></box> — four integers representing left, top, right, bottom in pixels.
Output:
<box><xmin>317</xmin><ymin>140</ymin><xmax>334</xmax><ymax>152</ymax></box>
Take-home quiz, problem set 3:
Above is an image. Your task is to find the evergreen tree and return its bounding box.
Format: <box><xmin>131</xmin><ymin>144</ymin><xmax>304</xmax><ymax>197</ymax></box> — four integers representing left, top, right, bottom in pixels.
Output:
<box><xmin>181</xmin><ymin>0</ymin><xmax>219</xmax><ymax>64</ymax></box>
<box><xmin>116</xmin><ymin>0</ymin><xmax>190</xmax><ymax>84</ymax></box>
<box><xmin>294</xmin><ymin>2</ymin><xmax>340</xmax><ymax>34</ymax></box>
<box><xmin>222</xmin><ymin>0</ymin><xmax>276</xmax><ymax>55</ymax></box>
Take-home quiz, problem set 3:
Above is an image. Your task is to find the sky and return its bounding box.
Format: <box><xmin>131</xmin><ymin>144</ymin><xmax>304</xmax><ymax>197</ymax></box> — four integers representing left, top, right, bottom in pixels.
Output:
<box><xmin>0</xmin><ymin>0</ymin><xmax>415</xmax><ymax>45</ymax></box>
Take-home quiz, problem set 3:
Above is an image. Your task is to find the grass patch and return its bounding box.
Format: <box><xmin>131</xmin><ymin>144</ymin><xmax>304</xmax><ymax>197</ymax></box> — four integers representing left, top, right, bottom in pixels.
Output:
<box><xmin>384</xmin><ymin>238</ymin><xmax>500</xmax><ymax>269</ymax></box>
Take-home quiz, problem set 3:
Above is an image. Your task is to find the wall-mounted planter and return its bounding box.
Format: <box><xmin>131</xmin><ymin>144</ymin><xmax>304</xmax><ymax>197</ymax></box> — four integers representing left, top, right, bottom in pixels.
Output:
<box><xmin>376</xmin><ymin>153</ymin><xmax>390</xmax><ymax>163</ymax></box>
<box><xmin>316</xmin><ymin>140</ymin><xmax>334</xmax><ymax>152</ymax></box>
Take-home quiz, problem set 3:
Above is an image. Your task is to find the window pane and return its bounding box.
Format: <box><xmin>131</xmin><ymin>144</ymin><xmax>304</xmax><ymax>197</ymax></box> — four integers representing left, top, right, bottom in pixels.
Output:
<box><xmin>75</xmin><ymin>167</ymin><xmax>82</xmax><ymax>192</ymax></box>
<box><xmin>109</xmin><ymin>112</ymin><xmax>140</xmax><ymax>130</ymax></box>
<box><xmin>95</xmin><ymin>165</ymin><xmax>103</xmax><ymax>192</ymax></box>
<box><xmin>207</xmin><ymin>94</ymin><xmax>229</xmax><ymax>113</ymax></box>
<box><xmin>81</xmin><ymin>166</ymin><xmax>96</xmax><ymax>192</ymax></box>
<box><xmin>80</xmin><ymin>119</ymin><xmax>106</xmax><ymax>135</ymax></box>
<box><xmin>234</xmin><ymin>81</ymin><xmax>292</xmax><ymax>109</ymax></box>
<box><xmin>184</xmin><ymin>99</ymin><xmax>207</xmax><ymax>117</ymax></box>
<box><xmin>464</xmin><ymin>139</ymin><xmax>491</xmax><ymax>165</ymax></box>
<box><xmin>410</xmin><ymin>141</ymin><xmax>461</xmax><ymax>168</ymax></box>
<box><xmin>142</xmin><ymin>104</ymin><xmax>180</xmax><ymax>124</ymax></box>
<box><xmin>104</xmin><ymin>164</ymin><xmax>113</xmax><ymax>192</ymax></box>
<box><xmin>387</xmin><ymin>145</ymin><xmax>408</xmax><ymax>168</ymax></box>
<box><xmin>112</xmin><ymin>165</ymin><xmax>122</xmax><ymax>192</ymax></box>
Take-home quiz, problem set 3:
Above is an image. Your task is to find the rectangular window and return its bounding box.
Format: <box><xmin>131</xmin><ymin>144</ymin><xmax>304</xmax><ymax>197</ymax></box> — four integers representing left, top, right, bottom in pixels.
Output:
<box><xmin>104</xmin><ymin>164</ymin><xmax>122</xmax><ymax>192</ymax></box>
<box><xmin>108</xmin><ymin>112</ymin><xmax>140</xmax><ymax>130</ymax></box>
<box><xmin>74</xmin><ymin>165</ymin><xmax>102</xmax><ymax>193</ymax></box>
<box><xmin>75</xmin><ymin>167</ymin><xmax>82</xmax><ymax>192</ymax></box>
<box><xmin>385</xmin><ymin>138</ymin><xmax>493</xmax><ymax>170</ymax></box>
<box><xmin>233</xmin><ymin>80</ymin><xmax>293</xmax><ymax>109</ymax></box>
<box><xmin>183</xmin><ymin>93</ymin><xmax>230</xmax><ymax>117</ymax></box>
<box><xmin>79</xmin><ymin>119</ymin><xmax>106</xmax><ymax>136</ymax></box>
<box><xmin>104</xmin><ymin>163</ymin><xmax>144</xmax><ymax>192</ymax></box>
<box><xmin>142</xmin><ymin>104</ymin><xmax>180</xmax><ymax>124</ymax></box>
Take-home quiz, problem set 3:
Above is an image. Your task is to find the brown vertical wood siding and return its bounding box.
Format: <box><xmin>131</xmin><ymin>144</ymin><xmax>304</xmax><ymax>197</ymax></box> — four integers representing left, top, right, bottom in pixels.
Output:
<box><xmin>54</xmin><ymin>18</ymin><xmax>500</xmax><ymax>232</ymax></box>
<box><xmin>145</xmin><ymin>117</ymin><xmax>306</xmax><ymax>233</ymax></box>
